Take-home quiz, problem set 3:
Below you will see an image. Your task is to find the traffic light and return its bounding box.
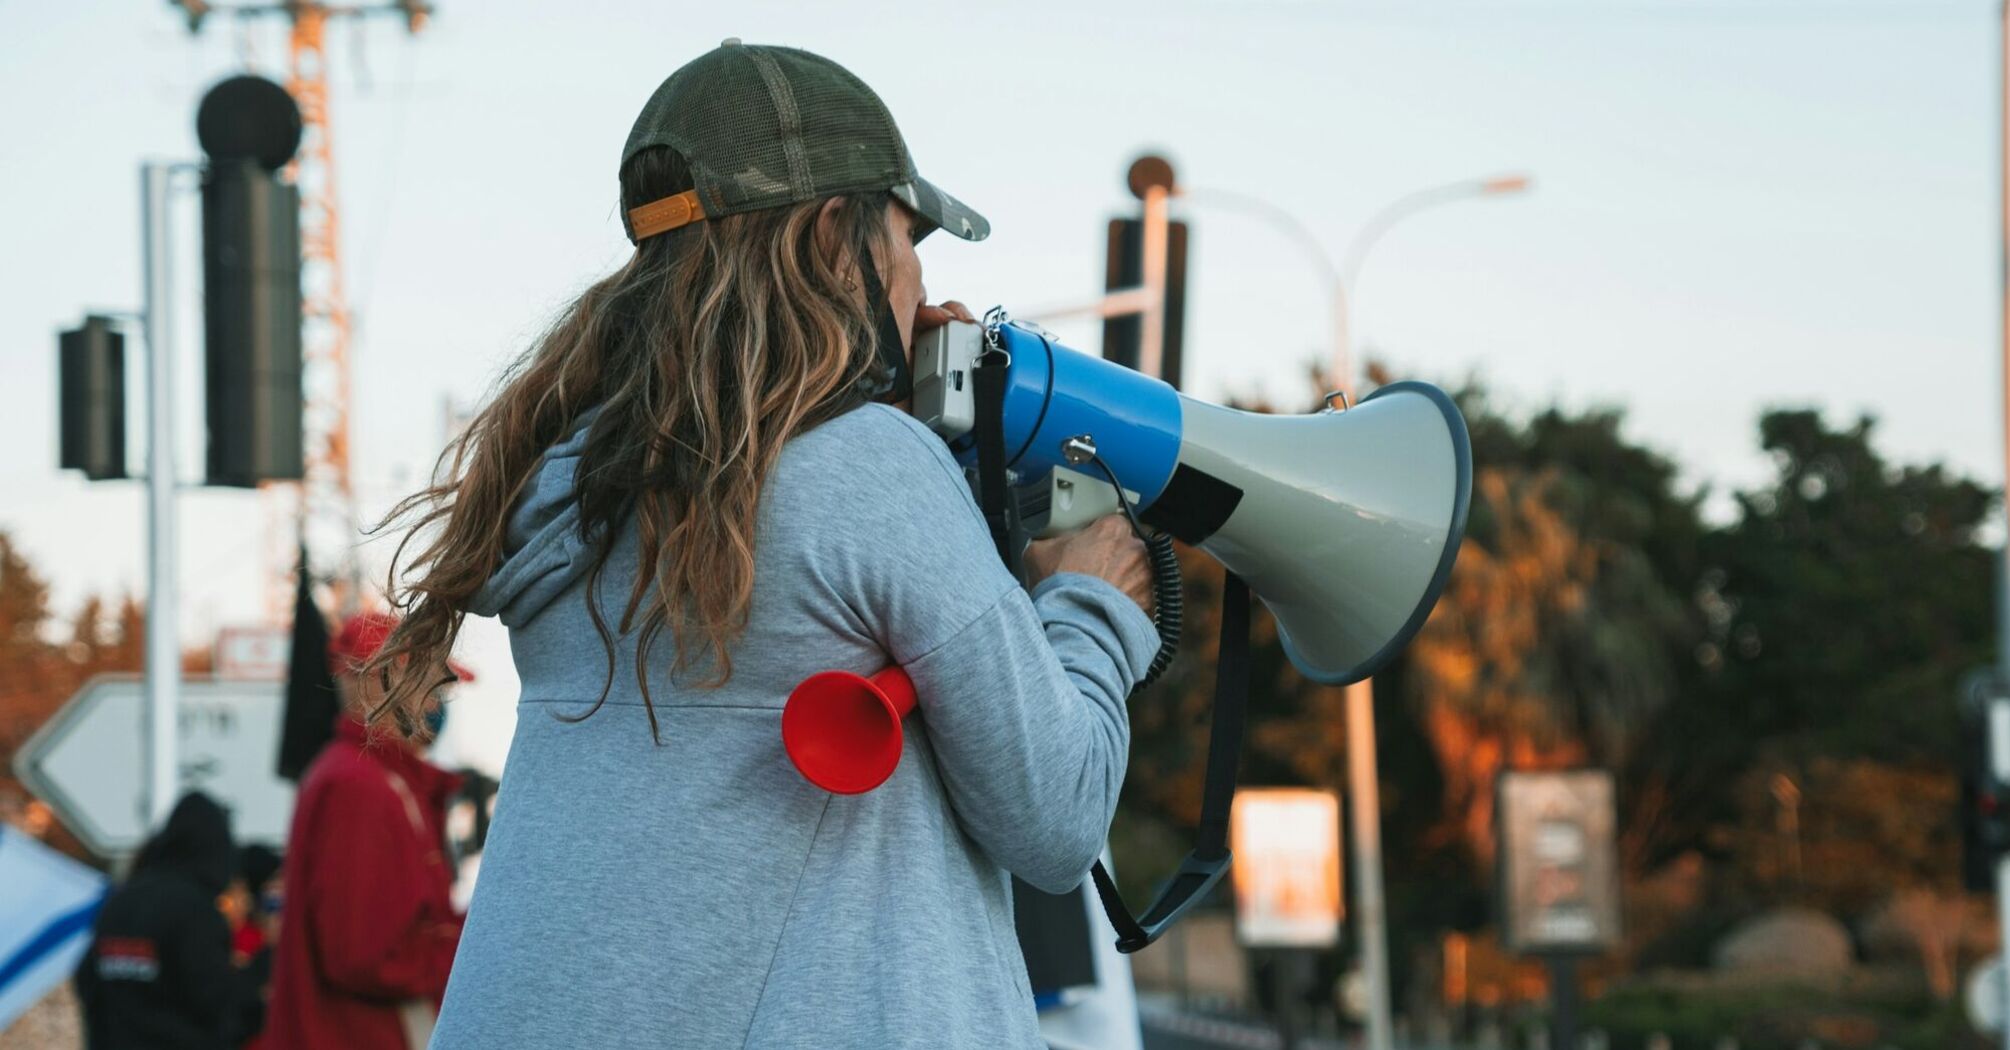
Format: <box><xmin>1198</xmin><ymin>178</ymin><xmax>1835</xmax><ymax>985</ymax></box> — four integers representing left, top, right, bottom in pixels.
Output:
<box><xmin>1101</xmin><ymin>218</ymin><xmax>1191</xmax><ymax>389</ymax></box>
<box><xmin>197</xmin><ymin>75</ymin><xmax>304</xmax><ymax>488</ymax></box>
<box><xmin>57</xmin><ymin>316</ymin><xmax>127</xmax><ymax>480</ymax></box>
<box><xmin>1961</xmin><ymin>673</ymin><xmax>2010</xmax><ymax>892</ymax></box>
<box><xmin>201</xmin><ymin>158</ymin><xmax>303</xmax><ymax>487</ymax></box>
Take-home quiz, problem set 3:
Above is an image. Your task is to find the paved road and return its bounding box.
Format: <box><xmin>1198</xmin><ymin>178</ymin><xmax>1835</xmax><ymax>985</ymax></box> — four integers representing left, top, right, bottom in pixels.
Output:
<box><xmin>1138</xmin><ymin>1007</ymin><xmax>1354</xmax><ymax>1050</ymax></box>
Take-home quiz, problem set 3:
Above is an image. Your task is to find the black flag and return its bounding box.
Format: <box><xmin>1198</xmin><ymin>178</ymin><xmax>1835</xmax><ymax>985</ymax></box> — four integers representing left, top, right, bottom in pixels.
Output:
<box><xmin>278</xmin><ymin>549</ymin><xmax>338</xmax><ymax>780</ymax></box>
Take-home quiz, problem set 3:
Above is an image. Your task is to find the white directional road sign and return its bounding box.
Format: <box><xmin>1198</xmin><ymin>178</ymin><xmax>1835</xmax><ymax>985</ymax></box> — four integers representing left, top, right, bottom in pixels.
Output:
<box><xmin>13</xmin><ymin>675</ymin><xmax>296</xmax><ymax>857</ymax></box>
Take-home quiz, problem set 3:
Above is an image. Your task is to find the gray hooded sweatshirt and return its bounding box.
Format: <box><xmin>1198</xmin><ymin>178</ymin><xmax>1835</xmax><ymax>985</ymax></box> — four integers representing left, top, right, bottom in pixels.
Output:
<box><xmin>427</xmin><ymin>403</ymin><xmax>1159</xmax><ymax>1050</ymax></box>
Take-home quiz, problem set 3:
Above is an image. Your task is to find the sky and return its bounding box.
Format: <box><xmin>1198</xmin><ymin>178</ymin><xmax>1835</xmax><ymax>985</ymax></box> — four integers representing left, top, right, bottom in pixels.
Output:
<box><xmin>1</xmin><ymin>0</ymin><xmax>2002</xmax><ymax>772</ymax></box>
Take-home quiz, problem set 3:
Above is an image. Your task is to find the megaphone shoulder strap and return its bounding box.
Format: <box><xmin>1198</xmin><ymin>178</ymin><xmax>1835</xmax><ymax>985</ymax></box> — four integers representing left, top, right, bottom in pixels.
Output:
<box><xmin>1088</xmin><ymin>573</ymin><xmax>1250</xmax><ymax>953</ymax></box>
<box><xmin>967</xmin><ymin>348</ymin><xmax>1250</xmax><ymax>955</ymax></box>
<box><xmin>971</xmin><ymin>346</ymin><xmax>1018</xmax><ymax>575</ymax></box>
<box><xmin>1195</xmin><ymin>573</ymin><xmax>1252</xmax><ymax>865</ymax></box>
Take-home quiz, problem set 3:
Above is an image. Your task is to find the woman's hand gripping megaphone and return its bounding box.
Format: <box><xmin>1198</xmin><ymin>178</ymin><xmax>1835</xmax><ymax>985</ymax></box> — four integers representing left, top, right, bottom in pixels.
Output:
<box><xmin>1022</xmin><ymin>515</ymin><xmax>1155</xmax><ymax>620</ymax></box>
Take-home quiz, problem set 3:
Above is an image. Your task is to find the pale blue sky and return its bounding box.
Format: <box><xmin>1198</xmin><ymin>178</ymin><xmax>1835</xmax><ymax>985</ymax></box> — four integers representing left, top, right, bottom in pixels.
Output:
<box><xmin>1</xmin><ymin>0</ymin><xmax>1998</xmax><ymax>770</ymax></box>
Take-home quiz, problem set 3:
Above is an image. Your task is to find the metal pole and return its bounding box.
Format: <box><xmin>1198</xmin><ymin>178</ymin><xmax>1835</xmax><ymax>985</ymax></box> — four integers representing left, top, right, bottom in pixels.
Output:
<box><xmin>1332</xmin><ymin>241</ymin><xmax>1395</xmax><ymax>1050</ymax></box>
<box><xmin>1997</xmin><ymin>6</ymin><xmax>2010</xmax><ymax>1048</ymax></box>
<box><xmin>1138</xmin><ymin>183</ymin><xmax>1171</xmax><ymax>379</ymax></box>
<box><xmin>1342</xmin><ymin>678</ymin><xmax>1396</xmax><ymax>1050</ymax></box>
<box><xmin>1548</xmin><ymin>955</ymin><xmax>1579</xmax><ymax>1050</ymax></box>
<box><xmin>1020</xmin><ymin>287</ymin><xmax>1156</xmax><ymax>324</ymax></box>
<box><xmin>1275</xmin><ymin>951</ymin><xmax>1307</xmax><ymax>1050</ymax></box>
<box><xmin>1330</xmin><ymin>241</ymin><xmax>1395</xmax><ymax>1050</ymax></box>
<box><xmin>1326</xmin><ymin>178</ymin><xmax>1528</xmax><ymax>1050</ymax></box>
<box><xmin>142</xmin><ymin>162</ymin><xmax>181</xmax><ymax>828</ymax></box>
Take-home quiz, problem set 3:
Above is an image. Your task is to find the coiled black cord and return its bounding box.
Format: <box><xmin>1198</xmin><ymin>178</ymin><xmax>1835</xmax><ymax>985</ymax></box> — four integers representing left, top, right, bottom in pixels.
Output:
<box><xmin>1079</xmin><ymin>453</ymin><xmax>1183</xmax><ymax>691</ymax></box>
<box><xmin>1137</xmin><ymin>532</ymin><xmax>1183</xmax><ymax>689</ymax></box>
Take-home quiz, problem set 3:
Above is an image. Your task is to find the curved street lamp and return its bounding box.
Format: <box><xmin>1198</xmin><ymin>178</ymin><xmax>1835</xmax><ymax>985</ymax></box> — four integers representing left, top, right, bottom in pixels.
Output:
<box><xmin>1178</xmin><ymin>172</ymin><xmax>1532</xmax><ymax>394</ymax></box>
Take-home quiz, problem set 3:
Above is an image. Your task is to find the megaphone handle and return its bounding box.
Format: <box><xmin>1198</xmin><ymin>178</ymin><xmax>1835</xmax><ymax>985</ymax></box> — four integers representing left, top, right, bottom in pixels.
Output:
<box><xmin>868</xmin><ymin>666</ymin><xmax>918</xmax><ymax>720</ymax></box>
<box><xmin>1063</xmin><ymin>449</ymin><xmax>1184</xmax><ymax>691</ymax></box>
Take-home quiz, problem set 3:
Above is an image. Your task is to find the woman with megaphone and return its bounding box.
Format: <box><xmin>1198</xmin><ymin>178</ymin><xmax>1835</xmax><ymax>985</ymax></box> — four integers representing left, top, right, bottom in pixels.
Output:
<box><xmin>365</xmin><ymin>40</ymin><xmax>1162</xmax><ymax>1050</ymax></box>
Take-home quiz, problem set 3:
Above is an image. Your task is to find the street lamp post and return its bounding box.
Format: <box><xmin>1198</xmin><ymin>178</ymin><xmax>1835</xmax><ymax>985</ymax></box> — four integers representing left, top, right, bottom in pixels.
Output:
<box><xmin>142</xmin><ymin>161</ymin><xmax>189</xmax><ymax>829</ymax></box>
<box><xmin>1179</xmin><ymin>172</ymin><xmax>1529</xmax><ymax>387</ymax></box>
<box><xmin>1334</xmin><ymin>175</ymin><xmax>1532</xmax><ymax>384</ymax></box>
<box><xmin>1179</xmin><ymin>173</ymin><xmax>1530</xmax><ymax>1050</ymax></box>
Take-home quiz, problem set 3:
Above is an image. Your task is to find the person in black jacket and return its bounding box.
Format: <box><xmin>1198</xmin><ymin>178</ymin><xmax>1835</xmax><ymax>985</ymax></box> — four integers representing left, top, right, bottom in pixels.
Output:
<box><xmin>76</xmin><ymin>791</ymin><xmax>239</xmax><ymax>1050</ymax></box>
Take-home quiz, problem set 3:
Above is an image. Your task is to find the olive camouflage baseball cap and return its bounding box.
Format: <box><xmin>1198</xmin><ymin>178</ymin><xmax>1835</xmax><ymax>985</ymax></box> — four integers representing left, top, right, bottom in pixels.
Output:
<box><xmin>621</xmin><ymin>39</ymin><xmax>989</xmax><ymax>245</ymax></box>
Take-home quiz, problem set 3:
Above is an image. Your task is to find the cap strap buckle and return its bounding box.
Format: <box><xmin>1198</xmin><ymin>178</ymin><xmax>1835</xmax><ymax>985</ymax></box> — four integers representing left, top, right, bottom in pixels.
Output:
<box><xmin>628</xmin><ymin>189</ymin><xmax>708</xmax><ymax>242</ymax></box>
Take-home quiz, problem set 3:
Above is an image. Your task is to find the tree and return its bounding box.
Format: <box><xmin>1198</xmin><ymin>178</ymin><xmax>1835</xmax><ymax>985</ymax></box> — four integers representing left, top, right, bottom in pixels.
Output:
<box><xmin>1386</xmin><ymin>385</ymin><xmax>1711</xmax><ymax>871</ymax></box>
<box><xmin>1628</xmin><ymin>410</ymin><xmax>1994</xmax><ymax>885</ymax></box>
<box><xmin>0</xmin><ymin>530</ymin><xmax>148</xmax><ymax>856</ymax></box>
<box><xmin>1113</xmin><ymin>391</ymin><xmax>1992</xmax><ymax>1005</ymax></box>
<box><xmin>1400</xmin><ymin>466</ymin><xmax>1599</xmax><ymax>862</ymax></box>
<box><xmin>1</xmin><ymin>533</ymin><xmax>82</xmax><ymax>782</ymax></box>
<box><xmin>1702</xmin><ymin>410</ymin><xmax>1991</xmax><ymax>761</ymax></box>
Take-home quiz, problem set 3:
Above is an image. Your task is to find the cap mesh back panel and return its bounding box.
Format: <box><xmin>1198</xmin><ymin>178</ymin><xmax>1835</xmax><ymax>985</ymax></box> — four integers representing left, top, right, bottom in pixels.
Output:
<box><xmin>672</xmin><ymin>54</ymin><xmax>791</xmax><ymax>215</ymax></box>
<box><xmin>769</xmin><ymin>48</ymin><xmax>911</xmax><ymax>195</ymax></box>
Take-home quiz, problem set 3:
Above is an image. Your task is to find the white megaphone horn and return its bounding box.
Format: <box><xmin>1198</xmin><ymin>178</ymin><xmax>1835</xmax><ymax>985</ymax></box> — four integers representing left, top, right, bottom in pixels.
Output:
<box><xmin>780</xmin><ymin>316</ymin><xmax>1471</xmax><ymax>795</ymax></box>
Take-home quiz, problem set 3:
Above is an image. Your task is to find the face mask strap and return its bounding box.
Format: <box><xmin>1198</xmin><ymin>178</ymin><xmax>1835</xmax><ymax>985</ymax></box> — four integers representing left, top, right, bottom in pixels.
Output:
<box><xmin>857</xmin><ymin>251</ymin><xmax>913</xmax><ymax>404</ymax></box>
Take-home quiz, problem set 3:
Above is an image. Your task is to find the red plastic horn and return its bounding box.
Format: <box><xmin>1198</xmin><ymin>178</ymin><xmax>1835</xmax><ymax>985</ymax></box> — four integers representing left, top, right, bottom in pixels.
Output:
<box><xmin>781</xmin><ymin>667</ymin><xmax>917</xmax><ymax>794</ymax></box>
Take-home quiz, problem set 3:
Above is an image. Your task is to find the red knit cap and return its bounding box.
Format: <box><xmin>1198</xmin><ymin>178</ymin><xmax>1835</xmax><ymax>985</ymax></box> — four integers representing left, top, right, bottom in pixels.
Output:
<box><xmin>328</xmin><ymin>611</ymin><xmax>474</xmax><ymax>681</ymax></box>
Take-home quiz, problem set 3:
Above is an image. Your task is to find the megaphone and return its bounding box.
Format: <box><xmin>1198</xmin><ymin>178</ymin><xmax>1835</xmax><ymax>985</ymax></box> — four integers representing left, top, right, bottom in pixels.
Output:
<box><xmin>781</xmin><ymin>668</ymin><xmax>916</xmax><ymax>795</ymax></box>
<box><xmin>781</xmin><ymin>315</ymin><xmax>1471</xmax><ymax>793</ymax></box>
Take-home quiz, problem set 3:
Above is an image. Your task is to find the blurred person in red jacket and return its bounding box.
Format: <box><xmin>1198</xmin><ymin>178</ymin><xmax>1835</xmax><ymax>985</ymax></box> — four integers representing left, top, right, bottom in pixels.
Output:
<box><xmin>227</xmin><ymin>844</ymin><xmax>282</xmax><ymax>1049</ymax></box>
<box><xmin>266</xmin><ymin>612</ymin><xmax>466</xmax><ymax>1050</ymax></box>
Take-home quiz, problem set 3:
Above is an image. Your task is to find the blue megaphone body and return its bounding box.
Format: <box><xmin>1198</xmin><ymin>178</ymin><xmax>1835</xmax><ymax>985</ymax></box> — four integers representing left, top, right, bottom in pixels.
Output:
<box><xmin>910</xmin><ymin>317</ymin><xmax>1472</xmax><ymax>686</ymax></box>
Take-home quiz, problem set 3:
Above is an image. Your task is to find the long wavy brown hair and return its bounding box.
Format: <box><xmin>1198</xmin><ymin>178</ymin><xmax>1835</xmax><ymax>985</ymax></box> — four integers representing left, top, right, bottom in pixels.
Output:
<box><xmin>365</xmin><ymin>146</ymin><xmax>896</xmax><ymax>740</ymax></box>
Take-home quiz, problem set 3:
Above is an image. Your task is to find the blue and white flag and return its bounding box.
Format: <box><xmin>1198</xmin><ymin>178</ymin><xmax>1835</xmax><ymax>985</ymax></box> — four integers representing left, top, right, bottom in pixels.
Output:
<box><xmin>0</xmin><ymin>825</ymin><xmax>106</xmax><ymax>1031</ymax></box>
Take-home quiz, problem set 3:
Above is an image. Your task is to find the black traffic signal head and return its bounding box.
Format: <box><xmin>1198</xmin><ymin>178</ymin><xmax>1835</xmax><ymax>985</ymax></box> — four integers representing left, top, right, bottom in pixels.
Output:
<box><xmin>201</xmin><ymin>159</ymin><xmax>304</xmax><ymax>487</ymax></box>
<box><xmin>58</xmin><ymin>316</ymin><xmax>126</xmax><ymax>481</ymax></box>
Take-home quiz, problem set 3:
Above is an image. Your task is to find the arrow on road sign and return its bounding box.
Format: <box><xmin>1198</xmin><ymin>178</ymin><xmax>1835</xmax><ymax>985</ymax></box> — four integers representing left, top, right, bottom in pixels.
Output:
<box><xmin>12</xmin><ymin>675</ymin><xmax>297</xmax><ymax>857</ymax></box>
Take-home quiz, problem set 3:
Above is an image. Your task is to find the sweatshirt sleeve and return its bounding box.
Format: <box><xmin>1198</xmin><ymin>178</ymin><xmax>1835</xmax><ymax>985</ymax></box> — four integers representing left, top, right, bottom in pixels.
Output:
<box><xmin>800</xmin><ymin>406</ymin><xmax>1161</xmax><ymax>892</ymax></box>
<box><xmin>304</xmin><ymin>771</ymin><xmax>463</xmax><ymax>1002</ymax></box>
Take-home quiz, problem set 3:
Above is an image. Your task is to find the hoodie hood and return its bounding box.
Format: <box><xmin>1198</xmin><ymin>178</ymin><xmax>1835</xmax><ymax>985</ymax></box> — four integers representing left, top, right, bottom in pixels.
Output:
<box><xmin>467</xmin><ymin>411</ymin><xmax>603</xmax><ymax>627</ymax></box>
<box><xmin>133</xmin><ymin>791</ymin><xmax>235</xmax><ymax>895</ymax></box>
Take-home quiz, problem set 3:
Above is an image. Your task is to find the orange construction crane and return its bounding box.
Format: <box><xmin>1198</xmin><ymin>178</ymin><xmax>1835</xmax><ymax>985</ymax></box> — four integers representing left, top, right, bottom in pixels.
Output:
<box><xmin>171</xmin><ymin>1</ymin><xmax>430</xmax><ymax>617</ymax></box>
